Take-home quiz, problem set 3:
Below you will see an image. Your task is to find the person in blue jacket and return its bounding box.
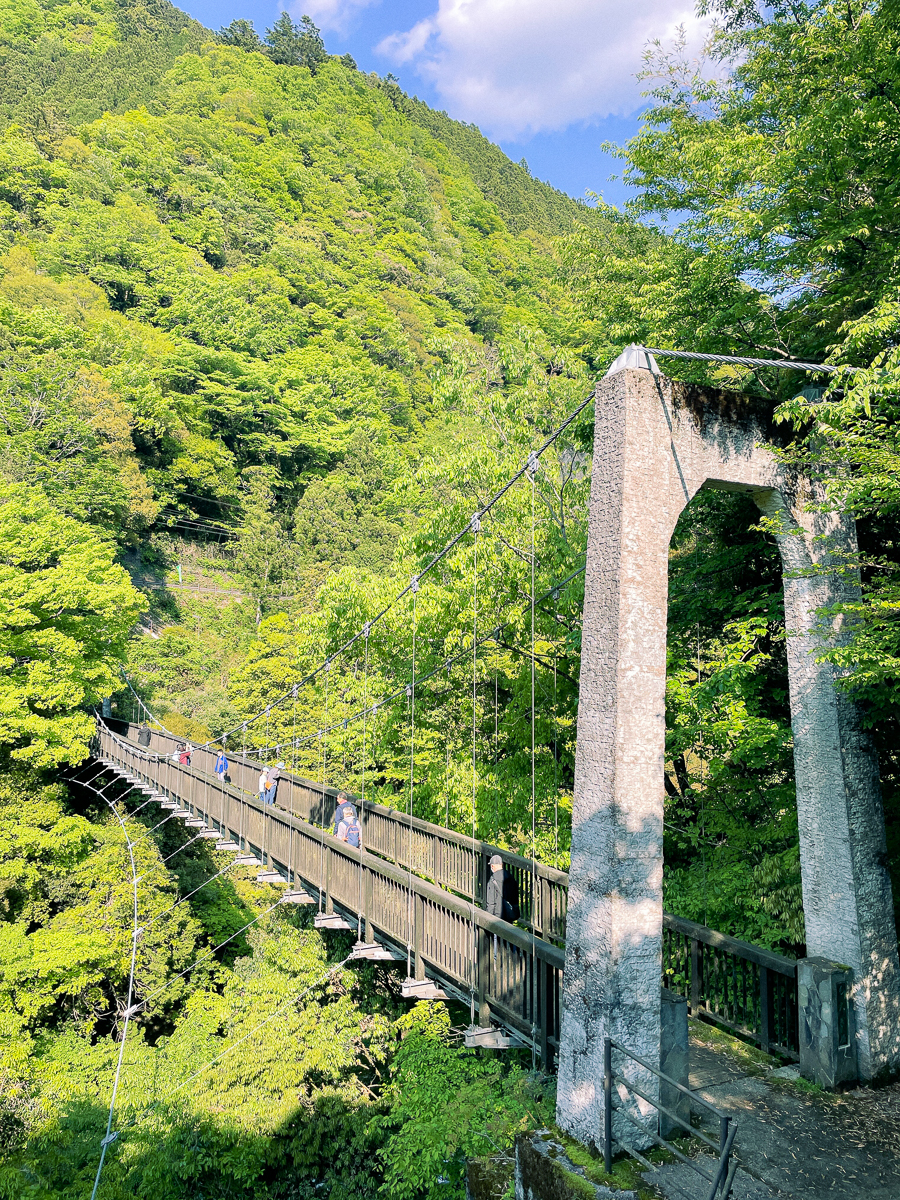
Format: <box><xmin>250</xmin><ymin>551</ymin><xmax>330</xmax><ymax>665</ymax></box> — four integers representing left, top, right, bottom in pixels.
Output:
<box><xmin>214</xmin><ymin>749</ymin><xmax>228</xmax><ymax>782</ymax></box>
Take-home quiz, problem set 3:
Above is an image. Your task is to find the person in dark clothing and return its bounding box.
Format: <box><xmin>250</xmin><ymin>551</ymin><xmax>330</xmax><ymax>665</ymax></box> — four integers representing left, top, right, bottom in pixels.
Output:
<box><xmin>331</xmin><ymin>792</ymin><xmax>357</xmax><ymax>834</ymax></box>
<box><xmin>486</xmin><ymin>854</ymin><xmax>520</xmax><ymax>923</ymax></box>
<box><xmin>137</xmin><ymin>724</ymin><xmax>152</xmax><ymax>748</ymax></box>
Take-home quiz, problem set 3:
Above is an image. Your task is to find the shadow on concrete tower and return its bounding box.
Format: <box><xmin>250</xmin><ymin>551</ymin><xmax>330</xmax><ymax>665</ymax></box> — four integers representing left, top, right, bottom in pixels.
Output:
<box><xmin>556</xmin><ymin>357</ymin><xmax>900</xmax><ymax>1147</ymax></box>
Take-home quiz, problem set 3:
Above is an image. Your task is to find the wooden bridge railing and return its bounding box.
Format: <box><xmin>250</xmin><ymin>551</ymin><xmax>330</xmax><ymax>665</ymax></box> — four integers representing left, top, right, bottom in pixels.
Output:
<box><xmin>98</xmin><ymin>723</ymin><xmax>564</xmax><ymax>1065</ymax></box>
<box><xmin>106</xmin><ymin>721</ymin><xmax>800</xmax><ymax>1060</ymax></box>
<box><xmin>117</xmin><ymin>721</ymin><xmax>570</xmax><ymax>941</ymax></box>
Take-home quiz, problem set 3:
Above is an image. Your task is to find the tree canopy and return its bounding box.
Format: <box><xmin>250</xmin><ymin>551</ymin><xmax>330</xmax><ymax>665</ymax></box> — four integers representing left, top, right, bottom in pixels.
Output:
<box><xmin>1</xmin><ymin>0</ymin><xmax>899</xmax><ymax>1194</ymax></box>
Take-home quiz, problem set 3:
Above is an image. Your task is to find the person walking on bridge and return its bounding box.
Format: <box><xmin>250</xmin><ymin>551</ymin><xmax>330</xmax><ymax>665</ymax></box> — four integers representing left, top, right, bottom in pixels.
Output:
<box><xmin>264</xmin><ymin>761</ymin><xmax>283</xmax><ymax>805</ymax></box>
<box><xmin>486</xmin><ymin>855</ymin><xmax>520</xmax><ymax>924</ymax></box>
<box><xmin>215</xmin><ymin>749</ymin><xmax>228</xmax><ymax>782</ymax></box>
<box><xmin>258</xmin><ymin>765</ymin><xmax>269</xmax><ymax>804</ymax></box>
<box><xmin>336</xmin><ymin>805</ymin><xmax>361</xmax><ymax>848</ymax></box>
<box><xmin>331</xmin><ymin>792</ymin><xmax>356</xmax><ymax>833</ymax></box>
<box><xmin>137</xmin><ymin>723</ymin><xmax>151</xmax><ymax>748</ymax></box>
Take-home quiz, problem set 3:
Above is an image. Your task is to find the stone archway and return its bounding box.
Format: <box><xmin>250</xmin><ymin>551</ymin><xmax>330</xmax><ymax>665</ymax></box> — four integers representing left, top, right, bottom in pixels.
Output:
<box><xmin>556</xmin><ymin>359</ymin><xmax>900</xmax><ymax>1146</ymax></box>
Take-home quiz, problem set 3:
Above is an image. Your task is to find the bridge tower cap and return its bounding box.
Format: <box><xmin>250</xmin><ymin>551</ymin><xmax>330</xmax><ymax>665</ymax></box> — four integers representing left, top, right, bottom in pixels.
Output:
<box><xmin>603</xmin><ymin>344</ymin><xmax>661</xmax><ymax>378</ymax></box>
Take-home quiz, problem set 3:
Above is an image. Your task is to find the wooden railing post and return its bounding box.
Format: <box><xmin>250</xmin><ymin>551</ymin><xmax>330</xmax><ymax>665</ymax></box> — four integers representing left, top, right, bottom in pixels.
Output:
<box><xmin>539</xmin><ymin>876</ymin><xmax>551</xmax><ymax>938</ymax></box>
<box><xmin>414</xmin><ymin>893</ymin><xmax>425</xmax><ymax>980</ymax></box>
<box><xmin>759</xmin><ymin>965</ymin><xmax>772</xmax><ymax>1055</ymax></box>
<box><xmin>325</xmin><ymin>843</ymin><xmax>333</xmax><ymax>914</ymax></box>
<box><xmin>364</xmin><ymin>865</ymin><xmax>374</xmax><ymax>943</ymax></box>
<box><xmin>690</xmin><ymin>937</ymin><xmax>701</xmax><ymax>1013</ymax></box>
<box><xmin>476</xmin><ymin>925</ymin><xmax>490</xmax><ymax>1027</ymax></box>
<box><xmin>539</xmin><ymin>957</ymin><xmax>551</xmax><ymax>1069</ymax></box>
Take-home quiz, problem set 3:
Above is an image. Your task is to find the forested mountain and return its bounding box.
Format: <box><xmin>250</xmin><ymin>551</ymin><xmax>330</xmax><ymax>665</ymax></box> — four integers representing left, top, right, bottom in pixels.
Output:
<box><xmin>1</xmin><ymin>0</ymin><xmax>899</xmax><ymax>1195</ymax></box>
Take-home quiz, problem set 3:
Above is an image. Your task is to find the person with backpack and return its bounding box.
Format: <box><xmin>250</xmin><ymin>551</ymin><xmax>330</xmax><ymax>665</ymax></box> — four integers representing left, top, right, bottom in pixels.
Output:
<box><xmin>265</xmin><ymin>761</ymin><xmax>284</xmax><ymax>805</ymax></box>
<box><xmin>486</xmin><ymin>854</ymin><xmax>520</xmax><ymax>924</ymax></box>
<box><xmin>330</xmin><ymin>792</ymin><xmax>356</xmax><ymax>833</ymax></box>
<box><xmin>214</xmin><ymin>749</ymin><xmax>228</xmax><ymax>782</ymax></box>
<box><xmin>336</xmin><ymin>805</ymin><xmax>361</xmax><ymax>849</ymax></box>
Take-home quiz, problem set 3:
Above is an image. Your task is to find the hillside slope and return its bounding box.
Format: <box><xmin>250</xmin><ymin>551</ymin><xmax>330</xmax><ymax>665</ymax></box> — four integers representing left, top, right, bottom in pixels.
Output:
<box><xmin>0</xmin><ymin>0</ymin><xmax>605</xmax><ymax>550</ymax></box>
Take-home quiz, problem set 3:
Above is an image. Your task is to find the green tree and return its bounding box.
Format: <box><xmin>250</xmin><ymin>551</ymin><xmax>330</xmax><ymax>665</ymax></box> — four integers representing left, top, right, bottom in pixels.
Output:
<box><xmin>217</xmin><ymin>18</ymin><xmax>263</xmax><ymax>51</ymax></box>
<box><xmin>264</xmin><ymin>12</ymin><xmax>327</xmax><ymax>71</ymax></box>
<box><xmin>233</xmin><ymin>467</ymin><xmax>297</xmax><ymax>627</ymax></box>
<box><xmin>0</xmin><ymin>482</ymin><xmax>144</xmax><ymax>767</ymax></box>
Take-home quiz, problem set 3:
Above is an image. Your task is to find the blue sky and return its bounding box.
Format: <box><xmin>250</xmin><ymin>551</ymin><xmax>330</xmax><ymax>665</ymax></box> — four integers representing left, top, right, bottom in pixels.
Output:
<box><xmin>179</xmin><ymin>0</ymin><xmax>707</xmax><ymax>208</ymax></box>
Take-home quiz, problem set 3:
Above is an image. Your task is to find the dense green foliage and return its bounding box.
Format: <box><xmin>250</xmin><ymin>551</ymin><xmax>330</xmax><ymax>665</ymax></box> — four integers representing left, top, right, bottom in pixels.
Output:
<box><xmin>0</xmin><ymin>3</ymin><xmax>585</xmax><ymax>1195</ymax></box>
<box><xmin>2</xmin><ymin>0</ymin><xmax>899</xmax><ymax>1194</ymax></box>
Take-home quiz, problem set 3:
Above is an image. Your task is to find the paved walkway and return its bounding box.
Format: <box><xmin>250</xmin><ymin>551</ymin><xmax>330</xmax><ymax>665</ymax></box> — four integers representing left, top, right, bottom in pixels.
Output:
<box><xmin>644</xmin><ymin>1022</ymin><xmax>900</xmax><ymax>1199</ymax></box>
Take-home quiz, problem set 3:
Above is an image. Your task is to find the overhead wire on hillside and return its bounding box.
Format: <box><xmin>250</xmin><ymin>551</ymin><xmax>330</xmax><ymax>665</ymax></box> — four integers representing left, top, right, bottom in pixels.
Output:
<box><xmin>639</xmin><ymin>346</ymin><xmax>860</xmax><ymax>374</ymax></box>
<box><xmin>73</xmin><ymin>768</ymin><xmax>355</xmax><ymax>1161</ymax></box>
<box><xmin>66</xmin><ymin>772</ymin><xmax>144</xmax><ymax>1200</ymax></box>
<box><xmin>117</xmin><ymin>562</ymin><xmax>588</xmax><ymax>770</ymax></box>
<box><xmin>123</xmin><ymin>386</ymin><xmax>598</xmax><ymax>753</ymax></box>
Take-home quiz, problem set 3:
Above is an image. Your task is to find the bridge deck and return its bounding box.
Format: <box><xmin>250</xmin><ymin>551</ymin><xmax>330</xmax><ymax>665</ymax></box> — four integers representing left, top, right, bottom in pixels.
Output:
<box><xmin>96</xmin><ymin>722</ymin><xmax>800</xmax><ymax>1064</ymax></box>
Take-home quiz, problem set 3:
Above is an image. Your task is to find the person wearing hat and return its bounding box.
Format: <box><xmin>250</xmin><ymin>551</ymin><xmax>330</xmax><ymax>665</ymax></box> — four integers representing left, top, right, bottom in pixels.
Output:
<box><xmin>264</xmin><ymin>761</ymin><xmax>284</xmax><ymax>805</ymax></box>
<box><xmin>486</xmin><ymin>854</ymin><xmax>520</xmax><ymax>924</ymax></box>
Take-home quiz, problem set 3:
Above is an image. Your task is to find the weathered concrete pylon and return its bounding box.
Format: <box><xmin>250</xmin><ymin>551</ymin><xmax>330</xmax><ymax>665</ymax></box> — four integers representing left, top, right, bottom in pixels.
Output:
<box><xmin>556</xmin><ymin>361</ymin><xmax>900</xmax><ymax>1146</ymax></box>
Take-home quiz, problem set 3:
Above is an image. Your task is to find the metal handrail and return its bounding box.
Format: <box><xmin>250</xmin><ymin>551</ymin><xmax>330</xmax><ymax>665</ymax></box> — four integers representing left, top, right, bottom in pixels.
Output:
<box><xmin>604</xmin><ymin>1036</ymin><xmax>738</xmax><ymax>1200</ymax></box>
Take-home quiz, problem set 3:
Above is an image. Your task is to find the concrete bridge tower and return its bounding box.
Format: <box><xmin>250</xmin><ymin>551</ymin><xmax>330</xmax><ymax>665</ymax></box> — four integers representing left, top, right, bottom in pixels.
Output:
<box><xmin>556</xmin><ymin>357</ymin><xmax>900</xmax><ymax>1147</ymax></box>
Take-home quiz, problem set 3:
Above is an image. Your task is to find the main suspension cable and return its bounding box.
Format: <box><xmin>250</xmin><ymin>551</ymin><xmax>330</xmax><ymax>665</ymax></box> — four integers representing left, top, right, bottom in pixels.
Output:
<box><xmin>118</xmin><ymin>387</ymin><xmax>597</xmax><ymax>751</ymax></box>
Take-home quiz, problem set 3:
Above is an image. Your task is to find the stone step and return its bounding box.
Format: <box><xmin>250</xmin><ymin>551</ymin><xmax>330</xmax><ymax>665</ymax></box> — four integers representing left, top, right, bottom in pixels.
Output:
<box><xmin>215</xmin><ymin>841</ymin><xmax>240</xmax><ymax>852</ymax></box>
<box><xmin>256</xmin><ymin>870</ymin><xmax>287</xmax><ymax>884</ymax></box>
<box><xmin>235</xmin><ymin>855</ymin><xmax>260</xmax><ymax>867</ymax></box>
<box><xmin>281</xmin><ymin>889</ymin><xmax>315</xmax><ymax>905</ymax></box>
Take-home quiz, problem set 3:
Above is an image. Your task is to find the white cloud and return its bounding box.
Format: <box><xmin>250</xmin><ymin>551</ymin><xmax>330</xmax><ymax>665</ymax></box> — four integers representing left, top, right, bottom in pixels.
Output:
<box><xmin>292</xmin><ymin>0</ymin><xmax>378</xmax><ymax>35</ymax></box>
<box><xmin>377</xmin><ymin>0</ymin><xmax>709</xmax><ymax>139</ymax></box>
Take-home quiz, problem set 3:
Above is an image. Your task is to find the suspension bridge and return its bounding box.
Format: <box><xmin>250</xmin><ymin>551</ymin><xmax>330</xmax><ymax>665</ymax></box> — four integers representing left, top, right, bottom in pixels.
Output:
<box><xmin>83</xmin><ymin>350</ymin><xmax>900</xmax><ymax>1198</ymax></box>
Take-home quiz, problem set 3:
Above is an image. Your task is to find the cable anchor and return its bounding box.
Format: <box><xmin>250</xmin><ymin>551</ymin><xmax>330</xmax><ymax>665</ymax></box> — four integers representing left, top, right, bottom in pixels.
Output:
<box><xmin>363</xmin><ymin>621</ymin><xmax>371</xmax><ymax>638</ymax></box>
<box><xmin>100</xmin><ymin>1131</ymin><xmax>119</xmax><ymax>1148</ymax></box>
<box><xmin>527</xmin><ymin>450</ymin><xmax>539</xmax><ymax>476</ymax></box>
<box><xmin>410</xmin><ymin>576</ymin><xmax>419</xmax><ymax>594</ymax></box>
<box><xmin>470</xmin><ymin>513</ymin><xmax>481</xmax><ymax>534</ymax></box>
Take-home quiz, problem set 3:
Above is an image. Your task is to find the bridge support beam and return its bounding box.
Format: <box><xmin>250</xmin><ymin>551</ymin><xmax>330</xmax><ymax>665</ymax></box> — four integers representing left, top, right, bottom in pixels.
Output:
<box><xmin>556</xmin><ymin>366</ymin><xmax>900</xmax><ymax>1145</ymax></box>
